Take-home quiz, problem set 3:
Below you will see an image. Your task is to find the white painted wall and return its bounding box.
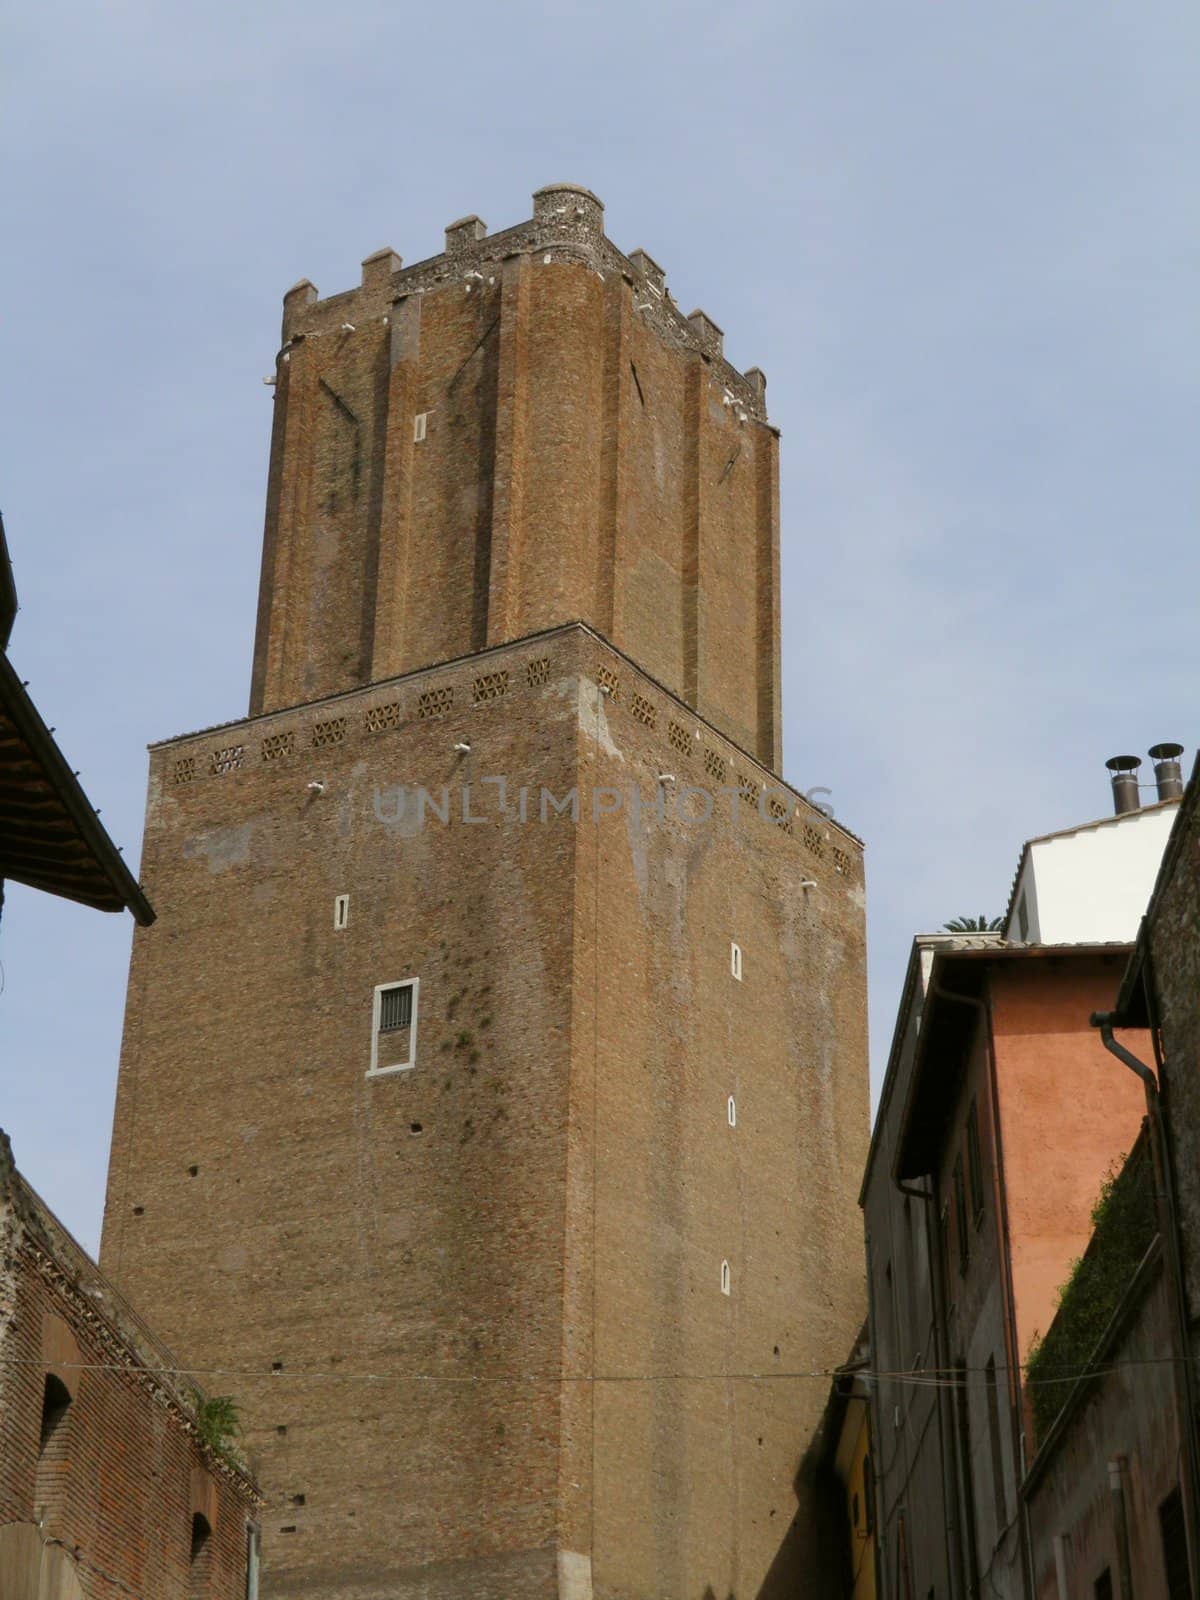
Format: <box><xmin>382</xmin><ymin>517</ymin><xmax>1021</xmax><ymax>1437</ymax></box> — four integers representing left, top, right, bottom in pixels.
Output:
<box><xmin>1005</xmin><ymin>803</ymin><xmax>1179</xmax><ymax>945</ymax></box>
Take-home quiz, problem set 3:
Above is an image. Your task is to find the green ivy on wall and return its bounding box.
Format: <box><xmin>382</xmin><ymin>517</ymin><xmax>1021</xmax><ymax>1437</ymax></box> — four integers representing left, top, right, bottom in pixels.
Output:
<box><xmin>1025</xmin><ymin>1128</ymin><xmax>1157</xmax><ymax>1443</ymax></box>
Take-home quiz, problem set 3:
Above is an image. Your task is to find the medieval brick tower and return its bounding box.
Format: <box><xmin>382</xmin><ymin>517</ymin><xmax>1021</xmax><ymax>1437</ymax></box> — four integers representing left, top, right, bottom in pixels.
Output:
<box><xmin>100</xmin><ymin>185</ymin><xmax>869</xmax><ymax>1600</ymax></box>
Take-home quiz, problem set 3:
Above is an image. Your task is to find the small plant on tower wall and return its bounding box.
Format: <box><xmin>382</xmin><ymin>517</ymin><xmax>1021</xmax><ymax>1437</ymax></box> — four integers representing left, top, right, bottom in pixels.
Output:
<box><xmin>192</xmin><ymin>1393</ymin><xmax>244</xmax><ymax>1465</ymax></box>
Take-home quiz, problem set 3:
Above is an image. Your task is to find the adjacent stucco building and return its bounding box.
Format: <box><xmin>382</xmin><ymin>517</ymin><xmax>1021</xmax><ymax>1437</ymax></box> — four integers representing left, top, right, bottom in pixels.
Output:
<box><xmin>1021</xmin><ymin>1127</ymin><xmax>1190</xmax><ymax>1599</ymax></box>
<box><xmin>1086</xmin><ymin>745</ymin><xmax>1200</xmax><ymax>1597</ymax></box>
<box><xmin>819</xmin><ymin>1327</ymin><xmax>878</xmax><ymax>1600</ymax></box>
<box><xmin>863</xmin><ymin>763</ymin><xmax>1182</xmax><ymax>1598</ymax></box>
<box><xmin>1004</xmin><ymin>802</ymin><xmax>1179</xmax><ymax>949</ymax></box>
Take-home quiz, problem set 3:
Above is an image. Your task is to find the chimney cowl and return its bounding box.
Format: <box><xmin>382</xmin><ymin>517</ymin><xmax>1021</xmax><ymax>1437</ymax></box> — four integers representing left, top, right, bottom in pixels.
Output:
<box><xmin>1106</xmin><ymin>754</ymin><xmax>1142</xmax><ymax>816</ymax></box>
<box><xmin>1149</xmin><ymin>742</ymin><xmax>1186</xmax><ymax>803</ymax></box>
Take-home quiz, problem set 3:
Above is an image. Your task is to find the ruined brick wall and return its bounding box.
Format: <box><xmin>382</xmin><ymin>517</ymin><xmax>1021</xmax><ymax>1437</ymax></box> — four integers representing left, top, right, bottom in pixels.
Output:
<box><xmin>250</xmin><ymin>186</ymin><xmax>782</xmax><ymax>772</ymax></box>
<box><xmin>0</xmin><ymin>1140</ymin><xmax>259</xmax><ymax>1600</ymax></box>
<box><xmin>100</xmin><ymin>624</ymin><xmax>867</xmax><ymax>1600</ymax></box>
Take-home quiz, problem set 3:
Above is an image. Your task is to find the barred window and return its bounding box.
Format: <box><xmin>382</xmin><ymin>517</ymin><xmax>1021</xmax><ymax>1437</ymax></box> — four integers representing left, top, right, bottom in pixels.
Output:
<box><xmin>370</xmin><ymin>979</ymin><xmax>419</xmax><ymax>1077</ymax></box>
<box><xmin>379</xmin><ymin>985</ymin><xmax>413</xmax><ymax>1032</ymax></box>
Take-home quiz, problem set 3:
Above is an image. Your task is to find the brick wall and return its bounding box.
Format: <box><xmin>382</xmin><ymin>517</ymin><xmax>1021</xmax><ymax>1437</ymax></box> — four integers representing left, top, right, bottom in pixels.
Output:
<box><xmin>101</xmin><ymin>624</ymin><xmax>867</xmax><ymax>1599</ymax></box>
<box><xmin>1146</xmin><ymin>781</ymin><xmax>1200</xmax><ymax>1323</ymax></box>
<box><xmin>0</xmin><ymin>1138</ymin><xmax>259</xmax><ymax>1600</ymax></box>
<box><xmin>249</xmin><ymin>187</ymin><xmax>782</xmax><ymax>772</ymax></box>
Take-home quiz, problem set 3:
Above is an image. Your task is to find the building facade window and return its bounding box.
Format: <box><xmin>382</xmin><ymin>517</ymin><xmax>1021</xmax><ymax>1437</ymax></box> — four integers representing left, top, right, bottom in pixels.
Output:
<box><xmin>985</xmin><ymin>1355</ymin><xmax>1006</xmax><ymax>1532</ymax></box>
<box><xmin>370</xmin><ymin>979</ymin><xmax>419</xmax><ymax>1076</ymax></box>
<box><xmin>190</xmin><ymin>1513</ymin><xmax>213</xmax><ymax>1599</ymax></box>
<box><xmin>1159</xmin><ymin>1487</ymin><xmax>1191</xmax><ymax>1599</ymax></box>
<box><xmin>895</xmin><ymin>1510</ymin><xmax>913</xmax><ymax>1600</ymax></box>
<box><xmin>882</xmin><ymin>1261</ymin><xmax>894</xmax><ymax>1376</ymax></box>
<box><xmin>966</xmin><ymin>1100</ymin><xmax>985</xmax><ymax>1225</ymax></box>
<box><xmin>953</xmin><ymin>1154</ymin><xmax>969</xmax><ymax>1273</ymax></box>
<box><xmin>39</xmin><ymin>1373</ymin><xmax>71</xmax><ymax>1450</ymax></box>
<box><xmin>36</xmin><ymin>1373</ymin><xmax>73</xmax><ymax>1526</ymax></box>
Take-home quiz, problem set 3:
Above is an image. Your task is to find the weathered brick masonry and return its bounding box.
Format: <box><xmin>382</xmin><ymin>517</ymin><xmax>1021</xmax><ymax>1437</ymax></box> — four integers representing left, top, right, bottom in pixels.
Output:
<box><xmin>100</xmin><ymin>189</ymin><xmax>869</xmax><ymax>1599</ymax></box>
<box><xmin>250</xmin><ymin>185</ymin><xmax>782</xmax><ymax>771</ymax></box>
<box><xmin>0</xmin><ymin>1135</ymin><xmax>260</xmax><ymax>1600</ymax></box>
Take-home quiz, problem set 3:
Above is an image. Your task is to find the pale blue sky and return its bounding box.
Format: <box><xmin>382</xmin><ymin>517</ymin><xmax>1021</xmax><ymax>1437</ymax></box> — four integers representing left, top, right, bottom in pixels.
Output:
<box><xmin>3</xmin><ymin>0</ymin><xmax>1197</xmax><ymax>1254</ymax></box>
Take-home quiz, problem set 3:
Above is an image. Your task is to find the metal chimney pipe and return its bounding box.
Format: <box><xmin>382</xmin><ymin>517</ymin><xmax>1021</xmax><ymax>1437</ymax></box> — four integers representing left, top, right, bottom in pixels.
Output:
<box><xmin>1106</xmin><ymin>755</ymin><xmax>1142</xmax><ymax>815</ymax></box>
<box><xmin>1149</xmin><ymin>742</ymin><xmax>1185</xmax><ymax>802</ymax></box>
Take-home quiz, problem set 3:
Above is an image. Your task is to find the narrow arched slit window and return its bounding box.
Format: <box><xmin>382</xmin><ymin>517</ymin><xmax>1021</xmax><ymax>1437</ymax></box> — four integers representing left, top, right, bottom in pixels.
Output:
<box><xmin>36</xmin><ymin>1374</ymin><xmax>73</xmax><ymax>1526</ymax></box>
<box><xmin>190</xmin><ymin>1512</ymin><xmax>213</xmax><ymax>1598</ymax></box>
<box><xmin>720</xmin><ymin>1259</ymin><xmax>731</xmax><ymax>1296</ymax></box>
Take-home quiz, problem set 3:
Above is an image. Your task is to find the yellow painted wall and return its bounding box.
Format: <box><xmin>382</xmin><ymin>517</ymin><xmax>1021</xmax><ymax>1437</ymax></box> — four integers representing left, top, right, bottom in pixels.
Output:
<box><xmin>835</xmin><ymin>1395</ymin><xmax>877</xmax><ymax>1600</ymax></box>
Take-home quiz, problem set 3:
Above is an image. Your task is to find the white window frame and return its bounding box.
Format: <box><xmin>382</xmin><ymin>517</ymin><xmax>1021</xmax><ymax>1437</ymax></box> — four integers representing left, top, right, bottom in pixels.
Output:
<box><xmin>413</xmin><ymin>412</ymin><xmax>428</xmax><ymax>443</ymax></box>
<box><xmin>368</xmin><ymin>978</ymin><xmax>419</xmax><ymax>1077</ymax></box>
<box><xmin>333</xmin><ymin>894</ymin><xmax>349</xmax><ymax>931</ymax></box>
<box><xmin>730</xmin><ymin>942</ymin><xmax>742</xmax><ymax>981</ymax></box>
<box><xmin>727</xmin><ymin>1095</ymin><xmax>737</xmax><ymax>1128</ymax></box>
<box><xmin>720</xmin><ymin>1259</ymin><xmax>732</xmax><ymax>1296</ymax></box>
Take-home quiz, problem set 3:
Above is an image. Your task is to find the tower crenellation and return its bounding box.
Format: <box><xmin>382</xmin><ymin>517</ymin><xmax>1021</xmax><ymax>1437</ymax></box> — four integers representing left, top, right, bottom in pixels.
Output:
<box><xmin>684</xmin><ymin>307</ymin><xmax>724</xmax><ymax>358</ymax></box>
<box><xmin>257</xmin><ymin>184</ymin><xmax>784</xmax><ymax>770</ymax></box>
<box><xmin>276</xmin><ymin>185</ymin><xmax>769</xmax><ymax>421</ymax></box>
<box><xmin>360</xmin><ymin>245</ymin><xmax>402</xmax><ymax>291</ymax></box>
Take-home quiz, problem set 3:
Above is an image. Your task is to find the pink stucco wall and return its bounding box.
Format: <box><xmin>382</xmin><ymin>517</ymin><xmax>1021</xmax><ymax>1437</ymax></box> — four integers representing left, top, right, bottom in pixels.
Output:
<box><xmin>990</xmin><ymin>957</ymin><xmax>1149</xmax><ymax>1364</ymax></box>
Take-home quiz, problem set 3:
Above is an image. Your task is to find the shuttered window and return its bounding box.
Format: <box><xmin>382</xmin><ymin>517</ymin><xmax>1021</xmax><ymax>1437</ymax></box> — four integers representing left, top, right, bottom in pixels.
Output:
<box><xmin>986</xmin><ymin>1355</ymin><xmax>1006</xmax><ymax>1531</ymax></box>
<box><xmin>967</xmin><ymin>1100</ymin><xmax>985</xmax><ymax>1225</ymax></box>
<box><xmin>1160</xmin><ymin>1487</ymin><xmax>1191</xmax><ymax>1600</ymax></box>
<box><xmin>953</xmin><ymin>1154</ymin><xmax>970</xmax><ymax>1274</ymax></box>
